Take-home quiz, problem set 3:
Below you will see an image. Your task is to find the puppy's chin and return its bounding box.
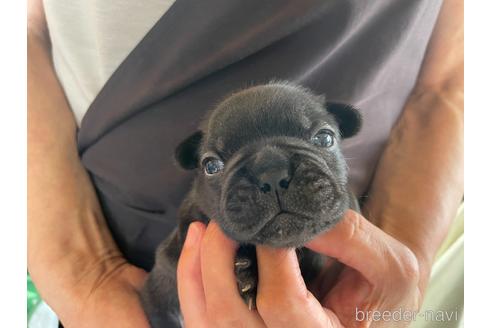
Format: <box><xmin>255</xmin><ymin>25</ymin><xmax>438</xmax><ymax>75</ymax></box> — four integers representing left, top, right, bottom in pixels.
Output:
<box><xmin>249</xmin><ymin>211</ymin><xmax>344</xmax><ymax>247</ymax></box>
<box><xmin>219</xmin><ymin>193</ymin><xmax>349</xmax><ymax>248</ymax></box>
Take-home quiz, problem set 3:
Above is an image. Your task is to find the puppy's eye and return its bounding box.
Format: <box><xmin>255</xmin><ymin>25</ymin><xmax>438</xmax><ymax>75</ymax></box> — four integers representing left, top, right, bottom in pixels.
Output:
<box><xmin>311</xmin><ymin>129</ymin><xmax>335</xmax><ymax>147</ymax></box>
<box><xmin>202</xmin><ymin>157</ymin><xmax>224</xmax><ymax>175</ymax></box>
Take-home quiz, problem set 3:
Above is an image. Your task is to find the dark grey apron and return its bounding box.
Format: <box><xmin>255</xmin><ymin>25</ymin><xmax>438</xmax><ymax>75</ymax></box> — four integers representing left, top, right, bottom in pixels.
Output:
<box><xmin>77</xmin><ymin>0</ymin><xmax>442</xmax><ymax>271</ymax></box>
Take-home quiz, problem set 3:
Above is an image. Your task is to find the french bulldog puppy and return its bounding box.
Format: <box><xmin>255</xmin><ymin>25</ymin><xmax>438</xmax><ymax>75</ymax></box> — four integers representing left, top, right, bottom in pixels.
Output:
<box><xmin>140</xmin><ymin>81</ymin><xmax>362</xmax><ymax>327</ymax></box>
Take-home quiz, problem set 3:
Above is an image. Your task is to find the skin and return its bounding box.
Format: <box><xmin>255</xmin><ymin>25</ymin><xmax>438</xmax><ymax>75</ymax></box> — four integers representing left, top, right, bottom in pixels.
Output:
<box><xmin>28</xmin><ymin>0</ymin><xmax>462</xmax><ymax>326</ymax></box>
<box><xmin>363</xmin><ymin>0</ymin><xmax>464</xmax><ymax>293</ymax></box>
<box><xmin>28</xmin><ymin>0</ymin><xmax>149</xmax><ymax>326</ymax></box>
<box><xmin>179</xmin><ymin>217</ymin><xmax>419</xmax><ymax>328</ymax></box>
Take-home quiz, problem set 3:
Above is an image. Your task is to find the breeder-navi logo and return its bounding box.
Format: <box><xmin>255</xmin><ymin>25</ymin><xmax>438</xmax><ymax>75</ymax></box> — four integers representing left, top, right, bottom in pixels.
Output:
<box><xmin>355</xmin><ymin>307</ymin><xmax>460</xmax><ymax>323</ymax></box>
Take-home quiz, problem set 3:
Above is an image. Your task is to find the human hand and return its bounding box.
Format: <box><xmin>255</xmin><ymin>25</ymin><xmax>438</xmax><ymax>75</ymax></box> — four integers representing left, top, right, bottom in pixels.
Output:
<box><xmin>178</xmin><ymin>221</ymin><xmax>336</xmax><ymax>327</ymax></box>
<box><xmin>32</xmin><ymin>256</ymin><xmax>150</xmax><ymax>328</ymax></box>
<box><xmin>177</xmin><ymin>221</ymin><xmax>265</xmax><ymax>327</ymax></box>
<box><xmin>304</xmin><ymin>209</ymin><xmax>422</xmax><ymax>327</ymax></box>
<box><xmin>69</xmin><ymin>262</ymin><xmax>150</xmax><ymax>328</ymax></box>
<box><xmin>178</xmin><ymin>210</ymin><xmax>421</xmax><ymax>328</ymax></box>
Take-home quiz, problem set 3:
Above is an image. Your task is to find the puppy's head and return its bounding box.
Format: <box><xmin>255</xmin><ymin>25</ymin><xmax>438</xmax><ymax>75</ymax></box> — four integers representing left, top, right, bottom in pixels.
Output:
<box><xmin>176</xmin><ymin>82</ymin><xmax>362</xmax><ymax>247</ymax></box>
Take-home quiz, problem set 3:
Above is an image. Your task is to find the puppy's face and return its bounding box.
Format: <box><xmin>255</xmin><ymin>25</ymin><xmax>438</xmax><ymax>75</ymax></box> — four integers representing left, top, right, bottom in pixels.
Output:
<box><xmin>176</xmin><ymin>83</ymin><xmax>361</xmax><ymax>247</ymax></box>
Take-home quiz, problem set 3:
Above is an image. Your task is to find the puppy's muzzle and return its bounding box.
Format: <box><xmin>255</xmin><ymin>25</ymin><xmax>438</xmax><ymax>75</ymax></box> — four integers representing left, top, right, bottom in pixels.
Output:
<box><xmin>251</xmin><ymin>146</ymin><xmax>292</xmax><ymax>194</ymax></box>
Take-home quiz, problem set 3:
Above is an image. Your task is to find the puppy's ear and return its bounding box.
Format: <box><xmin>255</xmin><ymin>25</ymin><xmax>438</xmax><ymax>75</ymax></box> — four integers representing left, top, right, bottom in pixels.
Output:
<box><xmin>175</xmin><ymin>131</ymin><xmax>203</xmax><ymax>170</ymax></box>
<box><xmin>326</xmin><ymin>103</ymin><xmax>362</xmax><ymax>138</ymax></box>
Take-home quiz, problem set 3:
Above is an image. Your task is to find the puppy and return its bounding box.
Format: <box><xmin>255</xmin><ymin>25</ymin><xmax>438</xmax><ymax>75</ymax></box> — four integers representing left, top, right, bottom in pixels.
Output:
<box><xmin>140</xmin><ymin>81</ymin><xmax>362</xmax><ymax>327</ymax></box>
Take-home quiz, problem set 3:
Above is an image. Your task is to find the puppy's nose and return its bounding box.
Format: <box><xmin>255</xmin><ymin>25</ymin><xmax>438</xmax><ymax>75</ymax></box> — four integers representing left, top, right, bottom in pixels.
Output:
<box><xmin>251</xmin><ymin>146</ymin><xmax>291</xmax><ymax>193</ymax></box>
<box><xmin>258</xmin><ymin>168</ymin><xmax>290</xmax><ymax>193</ymax></box>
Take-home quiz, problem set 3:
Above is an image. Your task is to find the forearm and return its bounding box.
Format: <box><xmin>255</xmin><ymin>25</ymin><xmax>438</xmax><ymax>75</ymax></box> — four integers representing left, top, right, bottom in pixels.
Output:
<box><xmin>363</xmin><ymin>89</ymin><xmax>463</xmax><ymax>283</ymax></box>
<box><xmin>27</xmin><ymin>19</ymin><xmax>123</xmax><ymax>323</ymax></box>
<box><xmin>363</xmin><ymin>0</ymin><xmax>463</xmax><ymax>290</ymax></box>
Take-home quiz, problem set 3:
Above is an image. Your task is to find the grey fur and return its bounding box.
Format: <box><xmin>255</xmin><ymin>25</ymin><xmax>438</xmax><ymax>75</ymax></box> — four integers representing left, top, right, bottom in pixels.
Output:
<box><xmin>140</xmin><ymin>81</ymin><xmax>362</xmax><ymax>327</ymax></box>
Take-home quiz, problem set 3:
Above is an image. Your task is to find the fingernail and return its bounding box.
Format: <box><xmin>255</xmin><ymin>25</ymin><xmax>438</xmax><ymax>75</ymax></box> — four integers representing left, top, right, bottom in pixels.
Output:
<box><xmin>184</xmin><ymin>223</ymin><xmax>200</xmax><ymax>249</ymax></box>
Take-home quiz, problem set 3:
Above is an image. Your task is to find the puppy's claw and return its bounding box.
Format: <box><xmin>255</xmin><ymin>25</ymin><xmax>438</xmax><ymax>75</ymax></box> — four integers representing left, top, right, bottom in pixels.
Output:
<box><xmin>235</xmin><ymin>259</ymin><xmax>251</xmax><ymax>269</ymax></box>
<box><xmin>240</xmin><ymin>283</ymin><xmax>252</xmax><ymax>293</ymax></box>
<box><xmin>248</xmin><ymin>297</ymin><xmax>253</xmax><ymax>311</ymax></box>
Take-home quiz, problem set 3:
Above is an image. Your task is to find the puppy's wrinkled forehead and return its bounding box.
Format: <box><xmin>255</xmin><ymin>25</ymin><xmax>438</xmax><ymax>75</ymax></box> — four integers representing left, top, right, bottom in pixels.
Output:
<box><xmin>203</xmin><ymin>84</ymin><xmax>336</xmax><ymax>155</ymax></box>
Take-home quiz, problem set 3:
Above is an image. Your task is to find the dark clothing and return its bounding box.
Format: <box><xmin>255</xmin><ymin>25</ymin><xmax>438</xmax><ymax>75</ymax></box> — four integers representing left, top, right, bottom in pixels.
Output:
<box><xmin>77</xmin><ymin>0</ymin><xmax>442</xmax><ymax>271</ymax></box>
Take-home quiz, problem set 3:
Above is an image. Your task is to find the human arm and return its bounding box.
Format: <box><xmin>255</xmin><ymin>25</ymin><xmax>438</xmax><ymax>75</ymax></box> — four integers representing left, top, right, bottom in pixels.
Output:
<box><xmin>363</xmin><ymin>0</ymin><xmax>464</xmax><ymax>291</ymax></box>
<box><xmin>27</xmin><ymin>0</ymin><xmax>149</xmax><ymax>326</ymax></box>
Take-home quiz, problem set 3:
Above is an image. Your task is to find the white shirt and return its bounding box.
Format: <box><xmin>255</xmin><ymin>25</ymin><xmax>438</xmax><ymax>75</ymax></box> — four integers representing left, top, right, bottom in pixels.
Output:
<box><xmin>44</xmin><ymin>0</ymin><xmax>176</xmax><ymax>126</ymax></box>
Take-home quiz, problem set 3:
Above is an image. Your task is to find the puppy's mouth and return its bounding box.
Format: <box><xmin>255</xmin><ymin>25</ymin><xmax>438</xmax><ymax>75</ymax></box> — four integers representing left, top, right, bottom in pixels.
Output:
<box><xmin>247</xmin><ymin>206</ymin><xmax>343</xmax><ymax>247</ymax></box>
<box><xmin>254</xmin><ymin>209</ymin><xmax>308</xmax><ymax>236</ymax></box>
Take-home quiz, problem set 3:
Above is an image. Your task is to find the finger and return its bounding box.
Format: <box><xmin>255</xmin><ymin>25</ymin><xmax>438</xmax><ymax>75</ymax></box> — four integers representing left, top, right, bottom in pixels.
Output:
<box><xmin>322</xmin><ymin>267</ymin><xmax>374</xmax><ymax>328</ymax></box>
<box><xmin>305</xmin><ymin>210</ymin><xmax>419</xmax><ymax>286</ymax></box>
<box><xmin>177</xmin><ymin>222</ymin><xmax>207</xmax><ymax>325</ymax></box>
<box><xmin>256</xmin><ymin>246</ymin><xmax>331</xmax><ymax>327</ymax></box>
<box><xmin>256</xmin><ymin>247</ymin><xmax>306</xmax><ymax>300</ymax></box>
<box><xmin>200</xmin><ymin>221</ymin><xmax>264</xmax><ymax>326</ymax></box>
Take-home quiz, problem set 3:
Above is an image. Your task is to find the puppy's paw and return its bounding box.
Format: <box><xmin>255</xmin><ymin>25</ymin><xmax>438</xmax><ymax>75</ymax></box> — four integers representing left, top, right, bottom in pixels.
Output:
<box><xmin>234</xmin><ymin>244</ymin><xmax>258</xmax><ymax>310</ymax></box>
